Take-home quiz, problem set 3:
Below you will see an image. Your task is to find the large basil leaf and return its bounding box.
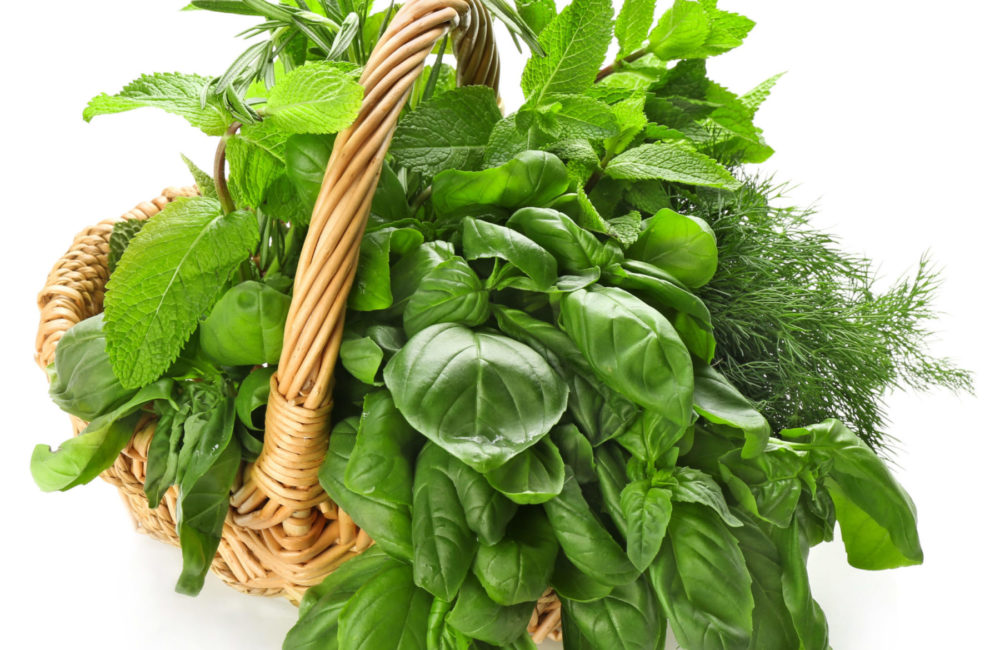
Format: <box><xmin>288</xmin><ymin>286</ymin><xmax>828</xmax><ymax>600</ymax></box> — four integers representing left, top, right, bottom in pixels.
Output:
<box><xmin>432</xmin><ymin>150</ymin><xmax>569</xmax><ymax>217</ymax></box>
<box><xmin>562</xmin><ymin>578</ymin><xmax>666</xmax><ymax>650</ymax></box>
<box><xmin>318</xmin><ymin>419</ymin><xmax>414</xmax><ymax>561</ymax></box>
<box><xmin>32</xmin><ymin>379</ymin><xmax>175</xmax><ymax>492</ymax></box>
<box><xmin>542</xmin><ymin>475</ymin><xmax>638</xmax><ymax>587</ymax></box>
<box><xmin>339</xmin><ymin>335</ymin><xmax>384</xmax><ymax>385</ymax></box>
<box><xmin>175</xmin><ymin>434</ymin><xmax>241</xmax><ymax>596</ymax></box>
<box><xmin>389</xmin><ymin>241</ymin><xmax>455</xmax><ymax>315</ymax></box>
<box><xmin>446</xmin><ymin>575</ymin><xmax>536</xmax><ymax>646</ymax></box>
<box><xmin>484</xmin><ymin>437</ymin><xmax>565</xmax><ymax>505</ymax></box>
<box><xmin>285</xmin><ymin>548</ymin><xmax>402</xmax><ymax>650</ymax></box>
<box><xmin>145</xmin><ymin>400</ymin><xmax>188</xmax><ymax>506</ymax></box>
<box><xmin>770</xmin><ymin>516</ymin><xmax>830</xmax><ymax>649</ymax></box>
<box><xmin>337</xmin><ymin>563</ymin><xmax>433</xmax><ymax>649</ymax></box>
<box><xmin>472</xmin><ymin>507</ymin><xmax>558</xmax><ymax>605</ymax></box>
<box><xmin>650</xmin><ymin>503</ymin><xmax>754</xmax><ymax>650</ymax></box>
<box><xmin>445</xmin><ymin>455</ymin><xmax>518</xmax><ymax>546</ymax></box>
<box><xmin>719</xmin><ymin>444</ymin><xmax>809</xmax><ymax>527</ymax></box>
<box><xmin>784</xmin><ymin>419</ymin><xmax>923</xmax><ymax>570</ymax></box>
<box><xmin>627</xmin><ymin>207</ymin><xmax>718</xmax><ymax>288</ymax></box>
<box><xmin>621</xmin><ymin>479</ymin><xmax>673</xmax><ymax>571</ymax></box>
<box><xmin>285</xmin><ymin>133</ymin><xmax>334</xmax><ymax>208</ymax></box>
<box><xmin>671</xmin><ymin>466</ymin><xmax>743</xmax><ymax>527</ymax></box>
<box><xmin>692</xmin><ymin>359</ymin><xmax>770</xmax><ymax>457</ymax></box>
<box><xmin>607</xmin><ymin>259</ymin><xmax>713</xmax><ymax>326</ymax></box>
<box><xmin>384</xmin><ymin>324</ymin><xmax>568</xmax><ymax>472</ymax></box>
<box><xmin>558</xmin><ymin>286</ymin><xmax>693</xmax><ymax>430</ymax></box>
<box><xmin>550</xmin><ymin>551</ymin><xmax>613</xmax><ymax>603</ymax></box>
<box><xmin>461</xmin><ymin>217</ymin><xmax>558</xmax><ymax>289</ymax></box>
<box><xmin>412</xmin><ymin>444</ymin><xmax>477</xmax><ymax>601</ymax></box>
<box><xmin>403</xmin><ymin>257</ymin><xmax>489</xmax><ymax>337</ymax></box>
<box><xmin>508</xmin><ymin>207</ymin><xmax>622</xmax><ymax>273</ymax></box>
<box><xmin>345</xmin><ymin>390</ymin><xmax>420</xmax><ymax>506</ymax></box>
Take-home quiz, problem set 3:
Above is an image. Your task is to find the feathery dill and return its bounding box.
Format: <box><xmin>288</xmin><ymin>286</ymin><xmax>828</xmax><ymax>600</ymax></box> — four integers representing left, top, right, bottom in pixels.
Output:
<box><xmin>679</xmin><ymin>177</ymin><xmax>971</xmax><ymax>451</ymax></box>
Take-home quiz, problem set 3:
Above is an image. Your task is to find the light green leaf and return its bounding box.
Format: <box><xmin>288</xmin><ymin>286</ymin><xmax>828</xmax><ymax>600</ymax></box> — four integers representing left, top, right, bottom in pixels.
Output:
<box><xmin>337</xmin><ymin>563</ymin><xmax>433</xmax><ymax>649</ymax></box>
<box><xmin>340</xmin><ymin>335</ymin><xmax>384</xmax><ymax>385</ymax></box>
<box><xmin>605</xmin><ymin>142</ymin><xmax>741</xmax><ymax>190</ymax></box>
<box><xmin>671</xmin><ymin>466</ymin><xmax>742</xmax><ymax>527</ymax></box>
<box><xmin>521</xmin><ymin>0</ymin><xmax>614</xmax><ymax>102</ymax></box>
<box><xmin>648</xmin><ymin>0</ymin><xmax>711</xmax><ymax>61</ymax></box>
<box><xmin>615</xmin><ymin>0</ymin><xmax>657</xmax><ymax>55</ymax></box>
<box><xmin>227</xmin><ymin>119</ymin><xmax>288</xmax><ymax>208</ymax></box>
<box><xmin>484</xmin><ymin>437</ymin><xmax>566</xmax><ymax>505</ymax></box>
<box><xmin>264</xmin><ymin>61</ymin><xmax>363</xmax><ymax>134</ymax></box>
<box><xmin>628</xmin><ymin>207</ymin><xmax>718</xmax><ymax>288</ymax></box>
<box><xmin>403</xmin><ymin>257</ymin><xmax>490</xmax><ymax>337</ymax></box>
<box><xmin>740</xmin><ymin>72</ymin><xmax>784</xmax><ymax>117</ymax></box>
<box><xmin>462</xmin><ymin>217</ymin><xmax>558</xmax><ymax>289</ymax></box>
<box><xmin>83</xmin><ymin>72</ymin><xmax>230</xmax><ymax>135</ymax></box>
<box><xmin>391</xmin><ymin>86</ymin><xmax>502</xmax><ymax>175</ymax></box>
<box><xmin>180</xmin><ymin>154</ymin><xmax>218</xmax><ymax>200</ymax></box>
<box><xmin>537</xmin><ymin>94</ymin><xmax>619</xmax><ymax>140</ymax></box>
<box><xmin>104</xmin><ymin>198</ymin><xmax>258</xmax><ymax>388</ymax></box>
<box><xmin>692</xmin><ymin>359</ymin><xmax>770</xmax><ymax>457</ymax></box>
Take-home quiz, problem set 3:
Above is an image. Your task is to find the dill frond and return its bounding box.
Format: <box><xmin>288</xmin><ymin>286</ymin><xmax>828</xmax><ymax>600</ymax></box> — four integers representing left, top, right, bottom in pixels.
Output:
<box><xmin>681</xmin><ymin>177</ymin><xmax>972</xmax><ymax>451</ymax></box>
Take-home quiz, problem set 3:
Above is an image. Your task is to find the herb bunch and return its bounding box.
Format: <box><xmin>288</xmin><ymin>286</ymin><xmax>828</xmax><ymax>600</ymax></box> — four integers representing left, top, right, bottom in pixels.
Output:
<box><xmin>32</xmin><ymin>0</ymin><xmax>965</xmax><ymax>648</ymax></box>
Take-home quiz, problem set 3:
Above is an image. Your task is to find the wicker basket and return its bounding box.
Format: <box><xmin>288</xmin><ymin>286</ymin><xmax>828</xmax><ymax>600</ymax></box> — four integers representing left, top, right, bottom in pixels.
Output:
<box><xmin>34</xmin><ymin>0</ymin><xmax>563</xmax><ymax>642</ymax></box>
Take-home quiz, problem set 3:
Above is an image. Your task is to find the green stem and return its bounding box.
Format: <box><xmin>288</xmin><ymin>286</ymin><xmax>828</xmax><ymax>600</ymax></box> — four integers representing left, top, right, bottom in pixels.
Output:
<box><xmin>214</xmin><ymin>122</ymin><xmax>242</xmax><ymax>213</ymax></box>
<box><xmin>595</xmin><ymin>47</ymin><xmax>649</xmax><ymax>82</ymax></box>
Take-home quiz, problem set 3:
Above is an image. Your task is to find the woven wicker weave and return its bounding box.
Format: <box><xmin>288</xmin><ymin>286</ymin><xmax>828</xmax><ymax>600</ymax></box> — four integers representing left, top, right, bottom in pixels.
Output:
<box><xmin>35</xmin><ymin>0</ymin><xmax>564</xmax><ymax>643</ymax></box>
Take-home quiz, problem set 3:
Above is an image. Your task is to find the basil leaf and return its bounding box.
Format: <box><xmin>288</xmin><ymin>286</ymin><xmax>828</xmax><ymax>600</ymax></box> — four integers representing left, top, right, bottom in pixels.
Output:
<box><xmin>550</xmin><ymin>424</ymin><xmax>597</xmax><ymax>484</ymax></box>
<box><xmin>200</xmin><ymin>281</ymin><xmax>291</xmax><ymax>366</ymax></box>
<box><xmin>484</xmin><ymin>437</ymin><xmax>565</xmax><ymax>505</ymax></box>
<box><xmin>235</xmin><ymin>366</ymin><xmax>275</xmax><ymax>430</ymax></box>
<box><xmin>692</xmin><ymin>358</ymin><xmax>771</xmax><ymax>457</ymax></box>
<box><xmin>462</xmin><ymin>217</ymin><xmax>558</xmax><ymax>290</ymax></box>
<box><xmin>542</xmin><ymin>475</ymin><xmax>638</xmax><ymax>587</ymax></box>
<box><xmin>558</xmin><ymin>286</ymin><xmax>693</xmax><ymax>430</ymax></box>
<box><xmin>769</xmin><ymin>516</ymin><xmax>831</xmax><ymax>649</ymax></box>
<box><xmin>472</xmin><ymin>507</ymin><xmax>558</xmax><ymax>605</ymax></box>
<box><xmin>607</xmin><ymin>259</ymin><xmax>713</xmax><ymax>326</ymax></box>
<box><xmin>337</xmin><ymin>564</ymin><xmax>433</xmax><ymax>649</ymax></box>
<box><xmin>445</xmin><ymin>456</ymin><xmax>518</xmax><ymax>546</ymax></box>
<box><xmin>550</xmin><ymin>551</ymin><xmax>613</xmax><ymax>603</ymax></box>
<box><xmin>621</xmin><ymin>479</ymin><xmax>673</xmax><ymax>571</ymax></box>
<box><xmin>508</xmin><ymin>207</ymin><xmax>622</xmax><ymax>273</ymax></box>
<box><xmin>412</xmin><ymin>444</ymin><xmax>477</xmax><ymax>601</ymax></box>
<box><xmin>650</xmin><ymin>503</ymin><xmax>753</xmax><ymax>650</ymax></box>
<box><xmin>385</xmin><ymin>324</ymin><xmax>568</xmax><ymax>472</ymax></box>
<box><xmin>446</xmin><ymin>575</ymin><xmax>536</xmax><ymax>646</ymax></box>
<box><xmin>593</xmin><ymin>444</ymin><xmax>629</xmax><ymax>536</ymax></box>
<box><xmin>285</xmin><ymin>133</ymin><xmax>334</xmax><ymax>207</ymax></box>
<box><xmin>403</xmin><ymin>257</ymin><xmax>490</xmax><ymax>337</ymax></box>
<box><xmin>339</xmin><ymin>335</ymin><xmax>384</xmax><ymax>385</ymax></box>
<box><xmin>718</xmin><ymin>445</ymin><xmax>808</xmax><ymax>527</ymax></box>
<box><xmin>671</xmin><ymin>466</ymin><xmax>743</xmax><ymax>527</ymax></box>
<box><xmin>345</xmin><ymin>390</ymin><xmax>419</xmax><ymax>506</ymax></box>
<box><xmin>318</xmin><ymin>419</ymin><xmax>414</xmax><ymax>561</ymax></box>
<box><xmin>32</xmin><ymin>379</ymin><xmax>175</xmax><ymax>492</ymax></box>
<box><xmin>175</xmin><ymin>434</ymin><xmax>241</xmax><ymax>596</ymax></box>
<box><xmin>627</xmin><ymin>207</ymin><xmax>718</xmax><ymax>288</ymax></box>
<box><xmin>561</xmin><ymin>577</ymin><xmax>665</xmax><ymax>650</ymax></box>
<box><xmin>350</xmin><ymin>227</ymin><xmax>425</xmax><ymax>311</ymax></box>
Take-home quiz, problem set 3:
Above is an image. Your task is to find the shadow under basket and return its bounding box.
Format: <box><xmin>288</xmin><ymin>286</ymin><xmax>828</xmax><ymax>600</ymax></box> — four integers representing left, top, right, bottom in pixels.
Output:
<box><xmin>34</xmin><ymin>0</ymin><xmax>563</xmax><ymax>644</ymax></box>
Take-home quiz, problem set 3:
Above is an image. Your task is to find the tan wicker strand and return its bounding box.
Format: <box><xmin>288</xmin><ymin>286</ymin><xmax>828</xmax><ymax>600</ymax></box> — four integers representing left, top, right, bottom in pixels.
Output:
<box><xmin>34</xmin><ymin>0</ymin><xmax>564</xmax><ymax>639</ymax></box>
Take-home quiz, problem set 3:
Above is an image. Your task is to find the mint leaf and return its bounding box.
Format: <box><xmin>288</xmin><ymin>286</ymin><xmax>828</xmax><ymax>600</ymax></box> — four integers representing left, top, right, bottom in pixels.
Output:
<box><xmin>546</xmin><ymin>138</ymin><xmax>600</xmax><ymax>186</ymax></box>
<box><xmin>740</xmin><ymin>72</ymin><xmax>784</xmax><ymax>117</ymax></box>
<box><xmin>227</xmin><ymin>119</ymin><xmax>287</xmax><ymax>208</ymax></box>
<box><xmin>648</xmin><ymin>0</ymin><xmax>711</xmax><ymax>61</ymax></box>
<box><xmin>605</xmin><ymin>142</ymin><xmax>740</xmax><ymax>190</ymax></box>
<box><xmin>391</xmin><ymin>86</ymin><xmax>502</xmax><ymax>176</ymax></box>
<box><xmin>483</xmin><ymin>114</ymin><xmax>554</xmax><ymax>169</ymax></box>
<box><xmin>83</xmin><ymin>73</ymin><xmax>230</xmax><ymax>135</ymax></box>
<box><xmin>264</xmin><ymin>61</ymin><xmax>363</xmax><ymax>134</ymax></box>
<box><xmin>537</xmin><ymin>94</ymin><xmax>619</xmax><ymax>140</ymax></box>
<box><xmin>180</xmin><ymin>154</ymin><xmax>218</xmax><ymax>200</ymax></box>
<box><xmin>516</xmin><ymin>0</ymin><xmax>557</xmax><ymax>36</ymax></box>
<box><xmin>521</xmin><ymin>0</ymin><xmax>614</xmax><ymax>102</ymax></box>
<box><xmin>104</xmin><ymin>197</ymin><xmax>259</xmax><ymax>388</ymax></box>
<box><xmin>615</xmin><ymin>0</ymin><xmax>656</xmax><ymax>55</ymax></box>
<box><xmin>108</xmin><ymin>219</ymin><xmax>146</xmax><ymax>275</ymax></box>
<box><xmin>691</xmin><ymin>3</ymin><xmax>755</xmax><ymax>57</ymax></box>
<box><xmin>605</xmin><ymin>94</ymin><xmax>648</xmax><ymax>156</ymax></box>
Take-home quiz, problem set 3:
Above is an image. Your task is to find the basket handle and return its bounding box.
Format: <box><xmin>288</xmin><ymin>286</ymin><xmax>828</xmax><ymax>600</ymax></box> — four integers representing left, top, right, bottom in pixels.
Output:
<box><xmin>241</xmin><ymin>0</ymin><xmax>501</xmax><ymax>521</ymax></box>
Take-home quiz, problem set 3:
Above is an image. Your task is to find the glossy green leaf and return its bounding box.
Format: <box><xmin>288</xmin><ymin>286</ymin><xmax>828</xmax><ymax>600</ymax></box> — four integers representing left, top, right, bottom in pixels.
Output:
<box><xmin>349</xmin><ymin>227</ymin><xmax>425</xmax><ymax>311</ymax></box>
<box><xmin>337</xmin><ymin>563</ymin><xmax>433</xmax><ymax>649</ymax></box>
<box><xmin>550</xmin><ymin>551</ymin><xmax>613</xmax><ymax>603</ymax></box>
<box><xmin>718</xmin><ymin>445</ymin><xmax>808</xmax><ymax>527</ymax></box>
<box><xmin>175</xmin><ymin>435</ymin><xmax>241</xmax><ymax>595</ymax></box>
<box><xmin>384</xmin><ymin>324</ymin><xmax>568</xmax><ymax>472</ymax></box>
<box><xmin>403</xmin><ymin>257</ymin><xmax>489</xmax><ymax>337</ymax></box>
<box><xmin>200</xmin><ymin>281</ymin><xmax>291</xmax><ymax>366</ymax></box>
<box><xmin>650</xmin><ymin>503</ymin><xmax>754</xmax><ymax>650</ymax></box>
<box><xmin>593</xmin><ymin>444</ymin><xmax>629</xmax><ymax>536</ymax></box>
<box><xmin>508</xmin><ymin>207</ymin><xmax>622</xmax><ymax>274</ymax></box>
<box><xmin>285</xmin><ymin>133</ymin><xmax>334</xmax><ymax>208</ymax></box>
<box><xmin>345</xmin><ymin>391</ymin><xmax>419</xmax><ymax>506</ymax></box>
<box><xmin>484</xmin><ymin>437</ymin><xmax>565</xmax><ymax>505</ymax></box>
<box><xmin>769</xmin><ymin>516</ymin><xmax>830</xmax><ymax>649</ymax></box>
<box><xmin>628</xmin><ymin>207</ymin><xmax>718</xmax><ymax>288</ymax></box>
<box><xmin>389</xmin><ymin>241</ymin><xmax>456</xmax><ymax>315</ymax></box>
<box><xmin>444</xmin><ymin>455</ymin><xmax>518</xmax><ymax>546</ymax></box>
<box><xmin>473</xmin><ymin>507</ymin><xmax>558</xmax><ymax>605</ymax></box>
<box><xmin>607</xmin><ymin>260</ymin><xmax>714</xmax><ymax>325</ymax></box>
<box><xmin>339</xmin><ymin>335</ymin><xmax>384</xmax><ymax>385</ymax></box>
<box><xmin>235</xmin><ymin>366</ymin><xmax>275</xmax><ymax>431</ymax></box>
<box><xmin>621</xmin><ymin>479</ymin><xmax>673</xmax><ymax>571</ymax></box>
<box><xmin>318</xmin><ymin>420</ymin><xmax>414</xmax><ymax>561</ymax></box>
<box><xmin>562</xmin><ymin>578</ymin><xmax>665</xmax><ymax>650</ymax></box>
<box><xmin>412</xmin><ymin>444</ymin><xmax>477</xmax><ymax>601</ymax></box>
<box><xmin>461</xmin><ymin>217</ymin><xmax>558</xmax><ymax>290</ymax></box>
<box><xmin>671</xmin><ymin>466</ymin><xmax>742</xmax><ymax>527</ymax></box>
<box><xmin>542</xmin><ymin>475</ymin><xmax>638</xmax><ymax>587</ymax></box>
<box><xmin>550</xmin><ymin>424</ymin><xmax>597</xmax><ymax>484</ymax></box>
<box><xmin>432</xmin><ymin>151</ymin><xmax>569</xmax><ymax>218</ymax></box>
<box><xmin>558</xmin><ymin>286</ymin><xmax>693</xmax><ymax>429</ymax></box>
<box><xmin>446</xmin><ymin>575</ymin><xmax>536</xmax><ymax>646</ymax></box>
<box><xmin>32</xmin><ymin>379</ymin><xmax>174</xmax><ymax>492</ymax></box>
<box><xmin>693</xmin><ymin>358</ymin><xmax>771</xmax><ymax>457</ymax></box>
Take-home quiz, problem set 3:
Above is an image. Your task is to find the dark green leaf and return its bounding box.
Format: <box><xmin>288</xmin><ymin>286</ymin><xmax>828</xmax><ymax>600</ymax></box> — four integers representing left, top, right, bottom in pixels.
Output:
<box><xmin>337</xmin><ymin>563</ymin><xmax>433</xmax><ymax>649</ymax></box>
<box><xmin>339</xmin><ymin>335</ymin><xmax>384</xmax><ymax>385</ymax></box>
<box><xmin>445</xmin><ymin>455</ymin><xmax>519</xmax><ymax>546</ymax></box>
<box><xmin>472</xmin><ymin>507</ymin><xmax>558</xmax><ymax>605</ymax></box>
<box><xmin>508</xmin><ymin>207</ymin><xmax>622</xmax><ymax>273</ymax></box>
<box><xmin>562</xmin><ymin>577</ymin><xmax>665</xmax><ymax>650</ymax></box>
<box><xmin>621</xmin><ymin>479</ymin><xmax>673</xmax><ymax>571</ymax></box>
<box><xmin>432</xmin><ymin>151</ymin><xmax>569</xmax><ymax>218</ymax></box>
<box><xmin>345</xmin><ymin>390</ymin><xmax>419</xmax><ymax>506</ymax></box>
<box><xmin>484</xmin><ymin>437</ymin><xmax>565</xmax><ymax>505</ymax></box>
<box><xmin>349</xmin><ymin>227</ymin><xmax>425</xmax><ymax>311</ymax></box>
<box><xmin>446</xmin><ymin>575</ymin><xmax>536</xmax><ymax>646</ymax></box>
<box><xmin>108</xmin><ymin>219</ymin><xmax>146</xmax><ymax>275</ymax></box>
<box><xmin>462</xmin><ymin>217</ymin><xmax>558</xmax><ymax>290</ymax></box>
<box><xmin>403</xmin><ymin>257</ymin><xmax>489</xmax><ymax>337</ymax></box>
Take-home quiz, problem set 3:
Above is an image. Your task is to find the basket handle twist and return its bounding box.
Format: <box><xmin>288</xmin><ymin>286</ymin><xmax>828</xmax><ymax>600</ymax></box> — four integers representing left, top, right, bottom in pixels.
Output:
<box><xmin>238</xmin><ymin>0</ymin><xmax>501</xmax><ymax>526</ymax></box>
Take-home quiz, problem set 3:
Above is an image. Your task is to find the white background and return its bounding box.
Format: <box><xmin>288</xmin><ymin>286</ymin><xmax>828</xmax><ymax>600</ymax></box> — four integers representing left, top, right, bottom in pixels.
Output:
<box><xmin>2</xmin><ymin>1</ymin><xmax>997</xmax><ymax>648</ymax></box>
